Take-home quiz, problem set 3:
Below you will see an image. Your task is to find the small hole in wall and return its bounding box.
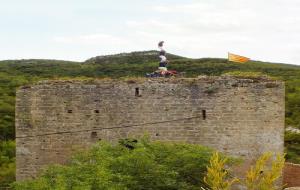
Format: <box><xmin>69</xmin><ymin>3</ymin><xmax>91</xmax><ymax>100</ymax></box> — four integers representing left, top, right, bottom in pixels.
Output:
<box><xmin>68</xmin><ymin>110</ymin><xmax>72</xmax><ymax>113</ymax></box>
<box><xmin>202</xmin><ymin>110</ymin><xmax>206</xmax><ymax>120</ymax></box>
<box><xmin>135</xmin><ymin>87</ymin><xmax>142</xmax><ymax>97</ymax></box>
<box><xmin>155</xmin><ymin>133</ymin><xmax>159</xmax><ymax>136</ymax></box>
<box><xmin>94</xmin><ymin>110</ymin><xmax>99</xmax><ymax>113</ymax></box>
<box><xmin>91</xmin><ymin>131</ymin><xmax>97</xmax><ymax>138</ymax></box>
<box><xmin>135</xmin><ymin>87</ymin><xmax>140</xmax><ymax>96</ymax></box>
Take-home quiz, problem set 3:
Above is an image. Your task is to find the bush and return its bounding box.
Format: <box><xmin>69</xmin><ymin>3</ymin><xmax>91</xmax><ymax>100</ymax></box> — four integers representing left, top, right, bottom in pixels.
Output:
<box><xmin>204</xmin><ymin>152</ymin><xmax>285</xmax><ymax>190</ymax></box>
<box><xmin>14</xmin><ymin>137</ymin><xmax>214</xmax><ymax>190</ymax></box>
<box><xmin>0</xmin><ymin>140</ymin><xmax>16</xmax><ymax>189</ymax></box>
<box><xmin>204</xmin><ymin>152</ymin><xmax>239</xmax><ymax>190</ymax></box>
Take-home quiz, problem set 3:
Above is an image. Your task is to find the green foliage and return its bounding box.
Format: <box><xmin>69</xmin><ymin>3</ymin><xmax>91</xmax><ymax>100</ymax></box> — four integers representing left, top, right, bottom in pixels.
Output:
<box><xmin>285</xmin><ymin>132</ymin><xmax>300</xmax><ymax>163</ymax></box>
<box><xmin>0</xmin><ymin>51</ymin><xmax>300</xmax><ymax>187</ymax></box>
<box><xmin>204</xmin><ymin>152</ymin><xmax>239</xmax><ymax>190</ymax></box>
<box><xmin>285</xmin><ymin>79</ymin><xmax>300</xmax><ymax>128</ymax></box>
<box><xmin>14</xmin><ymin>137</ymin><xmax>214</xmax><ymax>190</ymax></box>
<box><xmin>85</xmin><ymin>50</ymin><xmax>184</xmax><ymax>65</ymax></box>
<box><xmin>0</xmin><ymin>141</ymin><xmax>15</xmax><ymax>188</ymax></box>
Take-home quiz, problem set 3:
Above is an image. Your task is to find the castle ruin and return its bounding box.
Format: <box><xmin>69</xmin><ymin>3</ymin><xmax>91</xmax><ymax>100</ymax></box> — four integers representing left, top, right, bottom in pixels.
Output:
<box><xmin>15</xmin><ymin>77</ymin><xmax>285</xmax><ymax>181</ymax></box>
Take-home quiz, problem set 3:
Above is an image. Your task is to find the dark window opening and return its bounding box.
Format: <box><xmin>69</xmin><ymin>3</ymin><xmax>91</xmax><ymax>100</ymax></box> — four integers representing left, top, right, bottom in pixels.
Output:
<box><xmin>94</xmin><ymin>110</ymin><xmax>99</xmax><ymax>113</ymax></box>
<box><xmin>135</xmin><ymin>87</ymin><xmax>140</xmax><ymax>96</ymax></box>
<box><xmin>91</xmin><ymin>132</ymin><xmax>97</xmax><ymax>138</ymax></box>
<box><xmin>202</xmin><ymin>110</ymin><xmax>206</xmax><ymax>120</ymax></box>
<box><xmin>68</xmin><ymin>110</ymin><xmax>72</xmax><ymax>113</ymax></box>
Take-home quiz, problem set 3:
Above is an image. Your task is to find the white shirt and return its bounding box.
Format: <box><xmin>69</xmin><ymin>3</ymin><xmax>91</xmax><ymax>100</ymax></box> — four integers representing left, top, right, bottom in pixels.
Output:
<box><xmin>159</xmin><ymin>55</ymin><xmax>167</xmax><ymax>62</ymax></box>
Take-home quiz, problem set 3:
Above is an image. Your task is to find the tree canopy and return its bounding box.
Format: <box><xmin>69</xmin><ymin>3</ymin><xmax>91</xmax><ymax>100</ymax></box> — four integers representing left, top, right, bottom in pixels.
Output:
<box><xmin>14</xmin><ymin>137</ymin><xmax>214</xmax><ymax>190</ymax></box>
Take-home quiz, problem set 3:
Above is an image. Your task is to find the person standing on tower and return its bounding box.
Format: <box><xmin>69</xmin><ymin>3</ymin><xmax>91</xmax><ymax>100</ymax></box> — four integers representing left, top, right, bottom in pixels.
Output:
<box><xmin>146</xmin><ymin>41</ymin><xmax>177</xmax><ymax>77</ymax></box>
<box><xmin>158</xmin><ymin>41</ymin><xmax>168</xmax><ymax>73</ymax></box>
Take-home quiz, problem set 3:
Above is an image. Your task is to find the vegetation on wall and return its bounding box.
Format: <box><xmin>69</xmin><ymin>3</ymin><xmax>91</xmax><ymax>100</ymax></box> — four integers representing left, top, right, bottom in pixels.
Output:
<box><xmin>0</xmin><ymin>51</ymin><xmax>300</xmax><ymax>188</ymax></box>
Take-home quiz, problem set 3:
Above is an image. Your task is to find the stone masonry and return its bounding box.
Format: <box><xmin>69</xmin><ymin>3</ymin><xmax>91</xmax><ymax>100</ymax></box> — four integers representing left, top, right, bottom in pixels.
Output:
<box><xmin>15</xmin><ymin>77</ymin><xmax>285</xmax><ymax>181</ymax></box>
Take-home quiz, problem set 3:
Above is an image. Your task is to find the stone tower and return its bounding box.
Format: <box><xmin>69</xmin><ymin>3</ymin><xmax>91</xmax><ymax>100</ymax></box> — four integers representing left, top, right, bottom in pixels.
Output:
<box><xmin>15</xmin><ymin>77</ymin><xmax>285</xmax><ymax>181</ymax></box>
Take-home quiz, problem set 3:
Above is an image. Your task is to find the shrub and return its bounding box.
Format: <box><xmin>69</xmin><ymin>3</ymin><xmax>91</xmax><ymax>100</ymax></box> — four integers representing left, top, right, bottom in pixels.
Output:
<box><xmin>245</xmin><ymin>152</ymin><xmax>285</xmax><ymax>190</ymax></box>
<box><xmin>204</xmin><ymin>152</ymin><xmax>239</xmax><ymax>190</ymax></box>
<box><xmin>0</xmin><ymin>140</ymin><xmax>16</xmax><ymax>189</ymax></box>
<box><xmin>14</xmin><ymin>137</ymin><xmax>214</xmax><ymax>190</ymax></box>
<box><xmin>204</xmin><ymin>152</ymin><xmax>285</xmax><ymax>190</ymax></box>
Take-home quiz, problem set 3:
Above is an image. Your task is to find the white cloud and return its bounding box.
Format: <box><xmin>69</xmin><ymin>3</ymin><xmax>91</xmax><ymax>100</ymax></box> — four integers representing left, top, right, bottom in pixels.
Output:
<box><xmin>153</xmin><ymin>2</ymin><xmax>214</xmax><ymax>14</ymax></box>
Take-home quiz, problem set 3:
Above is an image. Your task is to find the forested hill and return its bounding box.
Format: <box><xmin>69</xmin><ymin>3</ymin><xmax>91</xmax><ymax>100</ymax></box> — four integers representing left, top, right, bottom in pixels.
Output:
<box><xmin>0</xmin><ymin>50</ymin><xmax>300</xmax><ymax>187</ymax></box>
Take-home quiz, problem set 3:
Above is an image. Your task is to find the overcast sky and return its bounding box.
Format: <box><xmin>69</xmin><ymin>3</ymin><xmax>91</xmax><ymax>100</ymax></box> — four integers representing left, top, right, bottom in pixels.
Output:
<box><xmin>1</xmin><ymin>0</ymin><xmax>300</xmax><ymax>64</ymax></box>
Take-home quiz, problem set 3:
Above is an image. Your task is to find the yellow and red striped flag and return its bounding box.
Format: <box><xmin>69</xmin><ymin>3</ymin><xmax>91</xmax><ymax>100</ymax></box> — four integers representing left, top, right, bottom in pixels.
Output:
<box><xmin>228</xmin><ymin>53</ymin><xmax>250</xmax><ymax>63</ymax></box>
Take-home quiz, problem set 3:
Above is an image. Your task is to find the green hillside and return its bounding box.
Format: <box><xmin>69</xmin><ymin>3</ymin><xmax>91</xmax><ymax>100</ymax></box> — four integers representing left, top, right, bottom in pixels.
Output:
<box><xmin>85</xmin><ymin>50</ymin><xmax>184</xmax><ymax>64</ymax></box>
<box><xmin>0</xmin><ymin>50</ymin><xmax>300</xmax><ymax>187</ymax></box>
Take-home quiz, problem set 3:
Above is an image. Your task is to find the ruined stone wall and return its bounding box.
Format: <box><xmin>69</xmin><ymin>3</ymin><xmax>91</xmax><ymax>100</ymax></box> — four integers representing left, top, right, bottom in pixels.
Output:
<box><xmin>16</xmin><ymin>77</ymin><xmax>285</xmax><ymax>181</ymax></box>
